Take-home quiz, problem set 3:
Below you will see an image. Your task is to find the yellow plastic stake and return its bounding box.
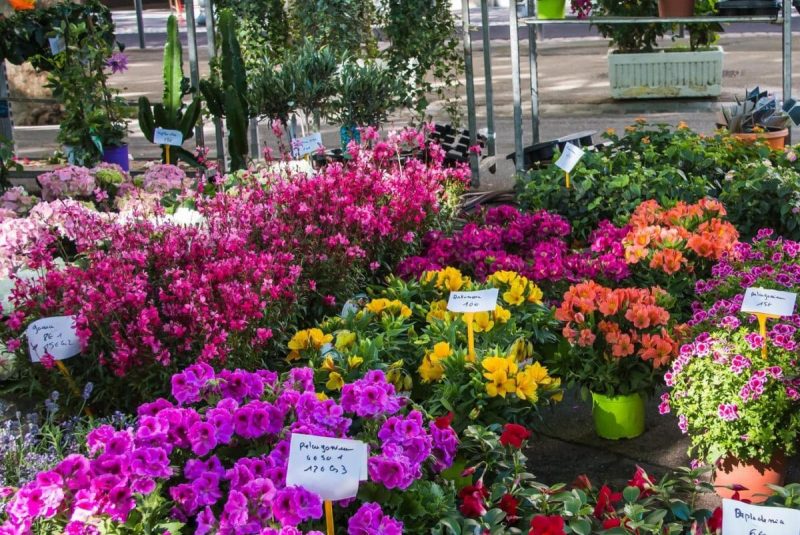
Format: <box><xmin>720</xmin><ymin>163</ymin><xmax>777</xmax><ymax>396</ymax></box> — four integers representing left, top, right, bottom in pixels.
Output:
<box><xmin>565</xmin><ymin>171</ymin><xmax>571</xmax><ymax>189</ymax></box>
<box><xmin>55</xmin><ymin>361</ymin><xmax>93</xmax><ymax>417</ymax></box>
<box><xmin>755</xmin><ymin>312</ymin><xmax>778</xmax><ymax>360</ymax></box>
<box><xmin>465</xmin><ymin>312</ymin><xmax>475</xmax><ymax>361</ymax></box>
<box><xmin>165</xmin><ymin>145</ymin><xmax>170</xmax><ymax>165</ymax></box>
<box><xmin>324</xmin><ymin>500</ymin><xmax>334</xmax><ymax>535</ymax></box>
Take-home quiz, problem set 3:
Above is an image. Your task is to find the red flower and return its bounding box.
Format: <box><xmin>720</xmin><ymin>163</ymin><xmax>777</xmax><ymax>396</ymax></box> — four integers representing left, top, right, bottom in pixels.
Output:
<box><xmin>498</xmin><ymin>494</ymin><xmax>520</xmax><ymax>524</ymax></box>
<box><xmin>435</xmin><ymin>412</ymin><xmax>454</xmax><ymax>429</ymax></box>
<box><xmin>529</xmin><ymin>515</ymin><xmax>566</xmax><ymax>535</ymax></box>
<box><xmin>458</xmin><ymin>481</ymin><xmax>489</xmax><ymax>518</ymax></box>
<box><xmin>627</xmin><ymin>465</ymin><xmax>654</xmax><ymax>497</ymax></box>
<box><xmin>499</xmin><ymin>423</ymin><xmax>531</xmax><ymax>448</ymax></box>
<box><xmin>593</xmin><ymin>485</ymin><xmax>622</xmax><ymax>518</ymax></box>
<box><xmin>571</xmin><ymin>474</ymin><xmax>592</xmax><ymax>490</ymax></box>
<box><xmin>602</xmin><ymin>518</ymin><xmax>621</xmax><ymax>529</ymax></box>
<box><xmin>707</xmin><ymin>506</ymin><xmax>722</xmax><ymax>532</ymax></box>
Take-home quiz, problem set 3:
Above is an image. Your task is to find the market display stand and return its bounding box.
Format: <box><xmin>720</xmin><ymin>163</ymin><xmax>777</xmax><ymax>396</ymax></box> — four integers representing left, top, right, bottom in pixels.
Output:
<box><xmin>508</xmin><ymin>10</ymin><xmax>793</xmax><ymax>171</ymax></box>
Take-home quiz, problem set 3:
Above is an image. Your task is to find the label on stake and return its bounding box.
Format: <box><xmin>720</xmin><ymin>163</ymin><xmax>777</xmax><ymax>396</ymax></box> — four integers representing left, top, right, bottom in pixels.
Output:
<box><xmin>554</xmin><ymin>142</ymin><xmax>585</xmax><ymax>173</ymax></box>
<box><xmin>286</xmin><ymin>433</ymin><xmax>367</xmax><ymax>501</ymax></box>
<box><xmin>447</xmin><ymin>289</ymin><xmax>499</xmax><ymax>313</ymax></box>
<box><xmin>27</xmin><ymin>316</ymin><xmax>80</xmax><ymax>362</ymax></box>
<box><xmin>153</xmin><ymin>128</ymin><xmax>184</xmax><ymax>146</ymax></box>
<box><xmin>721</xmin><ymin>499</ymin><xmax>800</xmax><ymax>535</ymax></box>
<box><xmin>740</xmin><ymin>287</ymin><xmax>797</xmax><ymax>317</ymax></box>
<box><xmin>48</xmin><ymin>37</ymin><xmax>66</xmax><ymax>55</ymax></box>
<box><xmin>291</xmin><ymin>132</ymin><xmax>324</xmax><ymax>158</ymax></box>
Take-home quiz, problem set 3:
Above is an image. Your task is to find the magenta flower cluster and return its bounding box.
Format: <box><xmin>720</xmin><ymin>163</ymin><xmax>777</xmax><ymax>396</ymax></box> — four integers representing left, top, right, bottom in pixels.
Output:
<box><xmin>0</xmin><ymin>365</ymin><xmax>456</xmax><ymax>534</ymax></box>
<box><xmin>2</xmin><ymin>132</ymin><xmax>465</xmax><ymax>384</ymax></box>
<box><xmin>397</xmin><ymin>206</ymin><xmax>629</xmax><ymax>286</ymax></box>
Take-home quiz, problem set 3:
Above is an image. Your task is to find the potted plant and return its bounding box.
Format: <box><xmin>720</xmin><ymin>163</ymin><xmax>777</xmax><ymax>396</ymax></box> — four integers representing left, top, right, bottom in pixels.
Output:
<box><xmin>327</xmin><ymin>58</ymin><xmax>409</xmax><ymax>148</ymax></box>
<box><xmin>718</xmin><ymin>87</ymin><xmax>796</xmax><ymax>149</ymax></box>
<box><xmin>665</xmin><ymin>231</ymin><xmax>800</xmax><ymax>502</ymax></box>
<box><xmin>554</xmin><ymin>281</ymin><xmax>681</xmax><ymax>439</ymax></box>
<box><xmin>596</xmin><ymin>0</ymin><xmax>724</xmax><ymax>98</ymax></box>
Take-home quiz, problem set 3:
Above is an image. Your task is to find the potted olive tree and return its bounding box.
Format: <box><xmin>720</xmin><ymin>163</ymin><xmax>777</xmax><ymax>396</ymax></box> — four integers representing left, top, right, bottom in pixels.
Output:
<box><xmin>597</xmin><ymin>0</ymin><xmax>724</xmax><ymax>99</ymax></box>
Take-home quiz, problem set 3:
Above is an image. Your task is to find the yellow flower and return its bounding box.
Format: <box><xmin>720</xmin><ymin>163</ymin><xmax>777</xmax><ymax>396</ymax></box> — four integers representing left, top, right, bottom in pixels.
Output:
<box><xmin>494</xmin><ymin>305</ymin><xmax>511</xmax><ymax>324</ymax></box>
<box><xmin>335</xmin><ymin>330</ymin><xmax>357</xmax><ymax>350</ymax></box>
<box><xmin>503</xmin><ymin>281</ymin><xmax>526</xmax><ymax>306</ymax></box>
<box><xmin>419</xmin><ymin>356</ymin><xmax>445</xmax><ymax>383</ymax></box>
<box><xmin>365</xmin><ymin>298</ymin><xmax>390</xmax><ymax>315</ymax></box>
<box><xmin>431</xmin><ymin>342</ymin><xmax>451</xmax><ymax>361</ymax></box>
<box><xmin>326</xmin><ymin>372</ymin><xmax>344</xmax><ymax>391</ymax></box>
<box><xmin>525</xmin><ymin>361</ymin><xmax>552</xmax><ymax>385</ymax></box>
<box><xmin>472</xmin><ymin>311</ymin><xmax>494</xmax><ymax>333</ymax></box>
<box><xmin>398</xmin><ymin>304</ymin><xmax>412</xmax><ymax>318</ymax></box>
<box><xmin>526</xmin><ymin>283</ymin><xmax>544</xmax><ymax>305</ymax></box>
<box><xmin>510</xmin><ymin>338</ymin><xmax>534</xmax><ymax>361</ymax></box>
<box><xmin>438</xmin><ymin>267</ymin><xmax>466</xmax><ymax>291</ymax></box>
<box><xmin>488</xmin><ymin>270</ymin><xmax>520</xmax><ymax>286</ymax></box>
<box><xmin>485</xmin><ymin>371</ymin><xmax>516</xmax><ymax>398</ymax></box>
<box><xmin>677</xmin><ymin>120</ymin><xmax>689</xmax><ymax>130</ymax></box>
<box><xmin>347</xmin><ymin>356</ymin><xmax>364</xmax><ymax>369</ymax></box>
<box><xmin>321</xmin><ymin>356</ymin><xmax>336</xmax><ymax>371</ymax></box>
<box><xmin>426</xmin><ymin>300</ymin><xmax>449</xmax><ymax>323</ymax></box>
<box><xmin>514</xmin><ymin>370</ymin><xmax>539</xmax><ymax>402</ymax></box>
<box><xmin>287</xmin><ymin>328</ymin><xmax>333</xmax><ymax>360</ymax></box>
<box><xmin>482</xmin><ymin>355</ymin><xmax>518</xmax><ymax>379</ymax></box>
<box><xmin>316</xmin><ymin>392</ymin><xmax>329</xmax><ymax>401</ymax></box>
<box><xmin>605</xmin><ymin>128</ymin><xmax>616</xmax><ymax>136</ymax></box>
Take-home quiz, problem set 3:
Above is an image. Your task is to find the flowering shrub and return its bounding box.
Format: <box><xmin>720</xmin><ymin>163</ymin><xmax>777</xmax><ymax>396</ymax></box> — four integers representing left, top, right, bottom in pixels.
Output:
<box><xmin>397</xmin><ymin>205</ymin><xmax>629</xmax><ymax>296</ymax></box>
<box><xmin>0</xmin><ymin>365</ymin><xmax>458</xmax><ymax>534</ymax></box>
<box><xmin>287</xmin><ymin>268</ymin><xmax>562</xmax><ymax>429</ymax></box>
<box><xmin>554</xmin><ymin>281</ymin><xmax>683</xmax><ymax>396</ymax></box>
<box><xmin>0</xmin><ymin>187</ymin><xmax>38</xmax><ymax>219</ymax></box>
<box><xmin>0</xmin><ymin>132</ymin><xmax>467</xmax><ymax>411</ymax></box>
<box><xmin>665</xmin><ymin>231</ymin><xmax>800</xmax><ymax>465</ymax></box>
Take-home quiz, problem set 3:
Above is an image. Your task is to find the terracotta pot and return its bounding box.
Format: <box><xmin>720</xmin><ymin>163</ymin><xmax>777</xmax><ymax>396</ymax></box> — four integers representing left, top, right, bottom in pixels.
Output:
<box><xmin>658</xmin><ymin>0</ymin><xmax>695</xmax><ymax>17</ymax></box>
<box><xmin>732</xmin><ymin>128</ymin><xmax>789</xmax><ymax>150</ymax></box>
<box><xmin>714</xmin><ymin>452</ymin><xmax>787</xmax><ymax>503</ymax></box>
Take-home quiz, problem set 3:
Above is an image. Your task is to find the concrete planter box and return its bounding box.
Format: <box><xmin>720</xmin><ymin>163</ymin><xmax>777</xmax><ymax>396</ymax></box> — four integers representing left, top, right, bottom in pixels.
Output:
<box><xmin>608</xmin><ymin>46</ymin><xmax>724</xmax><ymax>99</ymax></box>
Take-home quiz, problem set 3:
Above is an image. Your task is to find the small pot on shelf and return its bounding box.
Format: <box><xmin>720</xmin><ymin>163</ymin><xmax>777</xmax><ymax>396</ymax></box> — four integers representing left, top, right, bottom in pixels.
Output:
<box><xmin>714</xmin><ymin>452</ymin><xmax>787</xmax><ymax>503</ymax></box>
<box><xmin>537</xmin><ymin>0</ymin><xmax>567</xmax><ymax>19</ymax></box>
<box><xmin>658</xmin><ymin>0</ymin><xmax>695</xmax><ymax>16</ymax></box>
<box><xmin>101</xmin><ymin>144</ymin><xmax>130</xmax><ymax>171</ymax></box>
<box><xmin>591</xmin><ymin>391</ymin><xmax>645</xmax><ymax>440</ymax></box>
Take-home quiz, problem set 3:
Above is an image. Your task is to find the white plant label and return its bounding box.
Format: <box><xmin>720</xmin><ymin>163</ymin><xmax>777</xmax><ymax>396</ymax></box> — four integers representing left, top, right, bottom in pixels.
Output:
<box><xmin>48</xmin><ymin>37</ymin><xmax>66</xmax><ymax>55</ymax></box>
<box><xmin>447</xmin><ymin>289</ymin><xmax>499</xmax><ymax>313</ymax></box>
<box><xmin>27</xmin><ymin>316</ymin><xmax>80</xmax><ymax>363</ymax></box>
<box><xmin>286</xmin><ymin>433</ymin><xmax>368</xmax><ymax>501</ymax></box>
<box><xmin>291</xmin><ymin>132</ymin><xmax>324</xmax><ymax>158</ymax></box>
<box><xmin>554</xmin><ymin>142</ymin><xmax>585</xmax><ymax>173</ymax></box>
<box><xmin>740</xmin><ymin>287</ymin><xmax>797</xmax><ymax>317</ymax></box>
<box><xmin>153</xmin><ymin>128</ymin><xmax>184</xmax><ymax>146</ymax></box>
<box><xmin>722</xmin><ymin>499</ymin><xmax>800</xmax><ymax>535</ymax></box>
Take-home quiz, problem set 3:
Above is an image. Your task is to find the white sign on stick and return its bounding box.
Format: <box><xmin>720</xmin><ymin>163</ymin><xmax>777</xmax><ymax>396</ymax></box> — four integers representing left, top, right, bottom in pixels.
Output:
<box><xmin>291</xmin><ymin>132</ymin><xmax>324</xmax><ymax>158</ymax></box>
<box><xmin>722</xmin><ymin>499</ymin><xmax>800</xmax><ymax>535</ymax></box>
<box><xmin>447</xmin><ymin>289</ymin><xmax>499</xmax><ymax>313</ymax></box>
<box><xmin>286</xmin><ymin>433</ymin><xmax>368</xmax><ymax>501</ymax></box>
<box><xmin>48</xmin><ymin>37</ymin><xmax>66</xmax><ymax>55</ymax></box>
<box><xmin>153</xmin><ymin>128</ymin><xmax>184</xmax><ymax>147</ymax></box>
<box><xmin>27</xmin><ymin>316</ymin><xmax>80</xmax><ymax>363</ymax></box>
<box><xmin>740</xmin><ymin>287</ymin><xmax>797</xmax><ymax>317</ymax></box>
<box><xmin>554</xmin><ymin>142</ymin><xmax>585</xmax><ymax>173</ymax></box>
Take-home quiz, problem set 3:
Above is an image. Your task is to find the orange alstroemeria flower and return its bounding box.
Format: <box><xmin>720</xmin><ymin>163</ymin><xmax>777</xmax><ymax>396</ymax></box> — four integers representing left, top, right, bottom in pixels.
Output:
<box><xmin>9</xmin><ymin>0</ymin><xmax>36</xmax><ymax>10</ymax></box>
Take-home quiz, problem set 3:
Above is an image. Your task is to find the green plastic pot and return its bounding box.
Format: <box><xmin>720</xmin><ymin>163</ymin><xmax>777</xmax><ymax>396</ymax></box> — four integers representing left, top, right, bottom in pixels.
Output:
<box><xmin>591</xmin><ymin>392</ymin><xmax>645</xmax><ymax>440</ymax></box>
<box><xmin>537</xmin><ymin>0</ymin><xmax>567</xmax><ymax>20</ymax></box>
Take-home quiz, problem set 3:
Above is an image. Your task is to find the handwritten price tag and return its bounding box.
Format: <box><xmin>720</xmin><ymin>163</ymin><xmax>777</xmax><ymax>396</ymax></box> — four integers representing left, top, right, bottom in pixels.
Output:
<box><xmin>286</xmin><ymin>433</ymin><xmax>368</xmax><ymax>501</ymax></box>
<box><xmin>27</xmin><ymin>316</ymin><xmax>81</xmax><ymax>363</ymax></box>
<box><xmin>722</xmin><ymin>499</ymin><xmax>800</xmax><ymax>535</ymax></box>
<box><xmin>447</xmin><ymin>289</ymin><xmax>499</xmax><ymax>313</ymax></box>
<box><xmin>291</xmin><ymin>132</ymin><xmax>324</xmax><ymax>158</ymax></box>
<box><xmin>554</xmin><ymin>142</ymin><xmax>585</xmax><ymax>173</ymax></box>
<box><xmin>741</xmin><ymin>288</ymin><xmax>797</xmax><ymax>317</ymax></box>
<box><xmin>153</xmin><ymin>128</ymin><xmax>184</xmax><ymax>147</ymax></box>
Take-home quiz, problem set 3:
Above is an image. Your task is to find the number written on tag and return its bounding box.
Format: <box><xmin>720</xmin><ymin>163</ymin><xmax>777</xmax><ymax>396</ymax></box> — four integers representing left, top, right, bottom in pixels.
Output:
<box><xmin>740</xmin><ymin>287</ymin><xmax>797</xmax><ymax>317</ymax></box>
<box><xmin>286</xmin><ymin>433</ymin><xmax>368</xmax><ymax>501</ymax></box>
<box><xmin>447</xmin><ymin>289</ymin><xmax>499</xmax><ymax>313</ymax></box>
<box><xmin>554</xmin><ymin>142</ymin><xmax>585</xmax><ymax>173</ymax></box>
<box><xmin>291</xmin><ymin>133</ymin><xmax>324</xmax><ymax>158</ymax></box>
<box><xmin>27</xmin><ymin>316</ymin><xmax>80</xmax><ymax>363</ymax></box>
<box><xmin>153</xmin><ymin>128</ymin><xmax>184</xmax><ymax>147</ymax></box>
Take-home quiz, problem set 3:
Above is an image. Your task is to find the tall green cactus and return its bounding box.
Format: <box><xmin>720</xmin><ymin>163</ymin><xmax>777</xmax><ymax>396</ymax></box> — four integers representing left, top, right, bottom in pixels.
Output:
<box><xmin>199</xmin><ymin>8</ymin><xmax>250</xmax><ymax>171</ymax></box>
<box><xmin>138</xmin><ymin>15</ymin><xmax>203</xmax><ymax>167</ymax></box>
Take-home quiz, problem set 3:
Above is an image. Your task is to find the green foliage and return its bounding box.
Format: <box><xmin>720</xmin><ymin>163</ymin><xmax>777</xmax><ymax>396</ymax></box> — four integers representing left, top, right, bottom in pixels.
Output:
<box><xmin>282</xmin><ymin>40</ymin><xmax>339</xmax><ymax>129</ymax></box>
<box><xmin>199</xmin><ymin>8</ymin><xmax>250</xmax><ymax>171</ymax></box>
<box><xmin>214</xmin><ymin>0</ymin><xmax>289</xmax><ymax>68</ymax></box>
<box><xmin>594</xmin><ymin>0</ymin><xmax>665</xmax><ymax>52</ymax></box>
<box><xmin>288</xmin><ymin>0</ymin><xmax>378</xmax><ymax>57</ymax></box>
<box><xmin>0</xmin><ymin>136</ymin><xmax>21</xmax><ymax>191</ymax></box>
<box><xmin>687</xmin><ymin>0</ymin><xmax>722</xmax><ymax>50</ymax></box>
<box><xmin>137</xmin><ymin>15</ymin><xmax>203</xmax><ymax>167</ymax></box>
<box><xmin>327</xmin><ymin>59</ymin><xmax>410</xmax><ymax>127</ymax></box>
<box><xmin>515</xmin><ymin>122</ymin><xmax>800</xmax><ymax>241</ymax></box>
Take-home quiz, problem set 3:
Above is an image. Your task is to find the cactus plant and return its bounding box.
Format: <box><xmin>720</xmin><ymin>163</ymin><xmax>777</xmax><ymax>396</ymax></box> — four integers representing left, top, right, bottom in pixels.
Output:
<box><xmin>138</xmin><ymin>14</ymin><xmax>203</xmax><ymax>167</ymax></box>
<box><xmin>199</xmin><ymin>8</ymin><xmax>251</xmax><ymax>171</ymax></box>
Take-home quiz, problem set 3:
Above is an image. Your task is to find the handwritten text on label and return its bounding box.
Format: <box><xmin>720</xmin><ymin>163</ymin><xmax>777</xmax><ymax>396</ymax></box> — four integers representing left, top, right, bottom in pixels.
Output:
<box><xmin>153</xmin><ymin>128</ymin><xmax>184</xmax><ymax>147</ymax></box>
<box><xmin>447</xmin><ymin>289</ymin><xmax>499</xmax><ymax>313</ymax></box>
<box><xmin>740</xmin><ymin>287</ymin><xmax>797</xmax><ymax>317</ymax></box>
<box><xmin>286</xmin><ymin>433</ymin><xmax>367</xmax><ymax>501</ymax></box>
<box><xmin>291</xmin><ymin>132</ymin><xmax>324</xmax><ymax>158</ymax></box>
<box><xmin>554</xmin><ymin>142</ymin><xmax>585</xmax><ymax>173</ymax></box>
<box><xmin>27</xmin><ymin>316</ymin><xmax>81</xmax><ymax>363</ymax></box>
<box><xmin>721</xmin><ymin>499</ymin><xmax>800</xmax><ymax>535</ymax></box>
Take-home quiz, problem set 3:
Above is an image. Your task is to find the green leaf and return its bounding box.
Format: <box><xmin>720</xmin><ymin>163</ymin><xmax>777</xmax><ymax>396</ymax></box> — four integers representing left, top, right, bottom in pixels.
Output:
<box><xmin>622</xmin><ymin>486</ymin><xmax>640</xmax><ymax>503</ymax></box>
<box><xmin>568</xmin><ymin>518</ymin><xmax>591</xmax><ymax>535</ymax></box>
